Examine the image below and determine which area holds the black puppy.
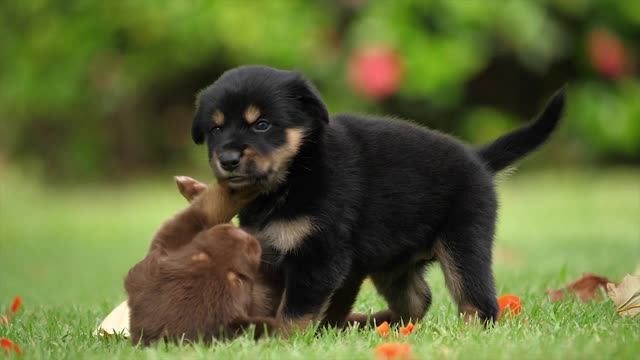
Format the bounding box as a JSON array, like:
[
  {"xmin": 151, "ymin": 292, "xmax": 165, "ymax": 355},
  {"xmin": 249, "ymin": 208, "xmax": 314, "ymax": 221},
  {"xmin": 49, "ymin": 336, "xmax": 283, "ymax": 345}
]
[{"xmin": 191, "ymin": 65, "xmax": 564, "ymax": 328}]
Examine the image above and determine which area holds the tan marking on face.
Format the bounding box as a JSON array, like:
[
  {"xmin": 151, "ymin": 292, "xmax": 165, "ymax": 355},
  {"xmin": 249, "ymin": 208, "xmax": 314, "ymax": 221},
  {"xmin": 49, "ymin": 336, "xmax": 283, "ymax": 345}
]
[
  {"xmin": 191, "ymin": 252, "xmax": 209, "ymax": 262},
  {"xmin": 212, "ymin": 110, "xmax": 225, "ymax": 127},
  {"xmin": 258, "ymin": 216, "xmax": 317, "ymax": 253},
  {"xmin": 246, "ymin": 128, "xmax": 305, "ymax": 185},
  {"xmin": 244, "ymin": 104, "xmax": 261, "ymax": 124},
  {"xmin": 243, "ymin": 146, "xmax": 257, "ymax": 157}
]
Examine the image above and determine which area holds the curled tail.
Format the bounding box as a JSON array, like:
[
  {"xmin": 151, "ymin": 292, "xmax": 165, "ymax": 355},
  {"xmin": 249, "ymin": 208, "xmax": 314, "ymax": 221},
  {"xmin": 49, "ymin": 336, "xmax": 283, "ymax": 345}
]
[{"xmin": 476, "ymin": 87, "xmax": 566, "ymax": 173}]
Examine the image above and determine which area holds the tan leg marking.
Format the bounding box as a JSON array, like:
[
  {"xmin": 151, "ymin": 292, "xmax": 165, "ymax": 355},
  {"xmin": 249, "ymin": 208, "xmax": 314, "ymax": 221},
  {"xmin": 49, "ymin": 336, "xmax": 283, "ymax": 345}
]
[{"xmin": 434, "ymin": 240, "xmax": 464, "ymax": 305}]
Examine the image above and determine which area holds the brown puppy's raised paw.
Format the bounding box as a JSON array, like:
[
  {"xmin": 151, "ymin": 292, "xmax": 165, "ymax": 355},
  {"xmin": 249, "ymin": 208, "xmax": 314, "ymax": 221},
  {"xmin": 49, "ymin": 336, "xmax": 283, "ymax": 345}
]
[{"xmin": 175, "ymin": 176, "xmax": 208, "ymax": 202}]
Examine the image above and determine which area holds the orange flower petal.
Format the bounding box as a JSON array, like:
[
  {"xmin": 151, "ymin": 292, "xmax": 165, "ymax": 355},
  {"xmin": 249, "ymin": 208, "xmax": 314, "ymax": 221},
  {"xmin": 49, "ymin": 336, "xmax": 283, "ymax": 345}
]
[
  {"xmin": 374, "ymin": 342, "xmax": 412, "ymax": 360},
  {"xmin": 1, "ymin": 338, "xmax": 22, "ymax": 356},
  {"xmin": 399, "ymin": 322, "xmax": 415, "ymax": 336},
  {"xmin": 11, "ymin": 297, "xmax": 22, "ymax": 314},
  {"xmin": 498, "ymin": 294, "xmax": 522, "ymax": 320},
  {"xmin": 375, "ymin": 321, "xmax": 391, "ymax": 337},
  {"xmin": 13, "ymin": 343, "xmax": 22, "ymax": 356}
]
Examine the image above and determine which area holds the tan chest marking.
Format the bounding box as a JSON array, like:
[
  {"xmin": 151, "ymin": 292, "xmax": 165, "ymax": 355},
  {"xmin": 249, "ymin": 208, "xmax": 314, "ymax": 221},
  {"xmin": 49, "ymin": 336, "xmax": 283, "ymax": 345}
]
[{"xmin": 257, "ymin": 216, "xmax": 317, "ymax": 254}]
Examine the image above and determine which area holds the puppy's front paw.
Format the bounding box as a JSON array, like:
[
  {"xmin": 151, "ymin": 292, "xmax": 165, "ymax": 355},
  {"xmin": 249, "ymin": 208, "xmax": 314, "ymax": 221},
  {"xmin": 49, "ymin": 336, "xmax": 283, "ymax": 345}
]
[{"xmin": 175, "ymin": 176, "xmax": 208, "ymax": 202}]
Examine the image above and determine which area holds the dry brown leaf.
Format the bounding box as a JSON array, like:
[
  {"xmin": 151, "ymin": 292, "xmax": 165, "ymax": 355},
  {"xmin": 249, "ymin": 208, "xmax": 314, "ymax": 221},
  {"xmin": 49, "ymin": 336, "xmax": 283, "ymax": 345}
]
[
  {"xmin": 0, "ymin": 314, "xmax": 9, "ymax": 327},
  {"xmin": 607, "ymin": 274, "xmax": 640, "ymax": 318},
  {"xmin": 546, "ymin": 273, "xmax": 610, "ymax": 302}
]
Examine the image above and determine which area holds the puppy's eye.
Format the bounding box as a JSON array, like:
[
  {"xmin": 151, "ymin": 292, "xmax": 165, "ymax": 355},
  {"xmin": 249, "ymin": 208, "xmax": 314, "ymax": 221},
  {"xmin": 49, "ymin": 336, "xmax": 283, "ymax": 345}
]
[
  {"xmin": 252, "ymin": 119, "xmax": 271, "ymax": 132},
  {"xmin": 210, "ymin": 126, "xmax": 222, "ymax": 135}
]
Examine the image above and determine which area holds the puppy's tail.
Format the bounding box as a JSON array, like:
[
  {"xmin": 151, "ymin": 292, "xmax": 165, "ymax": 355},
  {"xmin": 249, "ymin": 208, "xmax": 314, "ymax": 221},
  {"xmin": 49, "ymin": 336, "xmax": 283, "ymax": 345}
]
[{"xmin": 475, "ymin": 87, "xmax": 566, "ymax": 173}]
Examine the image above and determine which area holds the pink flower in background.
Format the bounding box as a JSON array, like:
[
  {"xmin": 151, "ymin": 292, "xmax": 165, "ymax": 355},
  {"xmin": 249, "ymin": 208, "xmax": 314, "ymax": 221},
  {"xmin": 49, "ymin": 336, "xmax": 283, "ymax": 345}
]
[
  {"xmin": 348, "ymin": 45, "xmax": 404, "ymax": 99},
  {"xmin": 588, "ymin": 28, "xmax": 629, "ymax": 79}
]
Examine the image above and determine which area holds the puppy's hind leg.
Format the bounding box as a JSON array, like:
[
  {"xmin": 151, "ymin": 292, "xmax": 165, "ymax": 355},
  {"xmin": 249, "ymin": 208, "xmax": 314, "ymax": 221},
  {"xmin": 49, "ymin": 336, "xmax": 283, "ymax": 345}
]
[
  {"xmin": 435, "ymin": 218, "xmax": 499, "ymax": 324},
  {"xmin": 349, "ymin": 262, "xmax": 432, "ymax": 327}
]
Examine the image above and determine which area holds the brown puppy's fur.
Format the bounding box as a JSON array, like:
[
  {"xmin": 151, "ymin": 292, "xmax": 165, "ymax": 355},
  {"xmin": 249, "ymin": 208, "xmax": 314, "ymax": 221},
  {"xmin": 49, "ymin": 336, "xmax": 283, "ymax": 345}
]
[
  {"xmin": 175, "ymin": 177, "xmax": 284, "ymax": 320},
  {"xmin": 125, "ymin": 181, "xmax": 280, "ymax": 346}
]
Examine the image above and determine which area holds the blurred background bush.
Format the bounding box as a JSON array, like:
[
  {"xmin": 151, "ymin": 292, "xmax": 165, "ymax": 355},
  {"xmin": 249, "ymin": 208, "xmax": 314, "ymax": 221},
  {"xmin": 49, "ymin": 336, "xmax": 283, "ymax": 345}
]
[{"xmin": 1, "ymin": 0, "xmax": 638, "ymax": 181}]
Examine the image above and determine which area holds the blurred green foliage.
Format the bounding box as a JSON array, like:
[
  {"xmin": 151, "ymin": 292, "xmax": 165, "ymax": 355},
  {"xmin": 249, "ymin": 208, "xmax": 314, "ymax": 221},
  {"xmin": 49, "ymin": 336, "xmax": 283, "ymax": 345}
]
[{"xmin": 0, "ymin": 0, "xmax": 638, "ymax": 180}]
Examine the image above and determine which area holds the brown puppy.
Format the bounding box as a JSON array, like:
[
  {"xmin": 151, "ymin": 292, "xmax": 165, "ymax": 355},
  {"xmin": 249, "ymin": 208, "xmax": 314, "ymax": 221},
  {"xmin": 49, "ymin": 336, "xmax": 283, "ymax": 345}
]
[
  {"xmin": 125, "ymin": 181, "xmax": 280, "ymax": 345},
  {"xmin": 175, "ymin": 176, "xmax": 284, "ymax": 319}
]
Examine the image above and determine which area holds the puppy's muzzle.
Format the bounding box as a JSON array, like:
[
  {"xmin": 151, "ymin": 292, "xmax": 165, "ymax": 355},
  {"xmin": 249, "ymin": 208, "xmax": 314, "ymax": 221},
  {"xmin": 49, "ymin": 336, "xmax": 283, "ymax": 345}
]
[{"xmin": 218, "ymin": 150, "xmax": 243, "ymax": 171}]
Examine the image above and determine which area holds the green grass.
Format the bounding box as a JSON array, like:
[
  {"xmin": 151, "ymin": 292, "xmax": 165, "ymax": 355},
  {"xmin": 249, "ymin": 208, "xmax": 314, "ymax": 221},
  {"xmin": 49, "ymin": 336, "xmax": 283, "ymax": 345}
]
[{"xmin": 1, "ymin": 167, "xmax": 639, "ymax": 359}]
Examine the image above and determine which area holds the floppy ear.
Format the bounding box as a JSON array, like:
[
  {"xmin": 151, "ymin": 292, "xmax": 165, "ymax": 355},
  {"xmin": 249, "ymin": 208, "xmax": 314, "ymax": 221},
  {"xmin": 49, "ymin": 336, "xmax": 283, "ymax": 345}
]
[
  {"xmin": 289, "ymin": 73, "xmax": 329, "ymax": 124},
  {"xmin": 191, "ymin": 93, "xmax": 206, "ymax": 144}
]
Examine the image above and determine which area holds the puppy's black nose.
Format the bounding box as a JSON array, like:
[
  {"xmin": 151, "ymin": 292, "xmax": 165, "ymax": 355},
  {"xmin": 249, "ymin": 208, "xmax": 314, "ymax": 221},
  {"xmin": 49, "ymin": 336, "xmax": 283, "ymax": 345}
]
[{"xmin": 218, "ymin": 150, "xmax": 242, "ymax": 171}]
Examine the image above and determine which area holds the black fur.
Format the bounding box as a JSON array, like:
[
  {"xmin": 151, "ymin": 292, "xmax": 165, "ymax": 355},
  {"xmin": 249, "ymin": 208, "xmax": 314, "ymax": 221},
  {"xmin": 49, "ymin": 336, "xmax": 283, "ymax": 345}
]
[{"xmin": 192, "ymin": 65, "xmax": 565, "ymax": 326}]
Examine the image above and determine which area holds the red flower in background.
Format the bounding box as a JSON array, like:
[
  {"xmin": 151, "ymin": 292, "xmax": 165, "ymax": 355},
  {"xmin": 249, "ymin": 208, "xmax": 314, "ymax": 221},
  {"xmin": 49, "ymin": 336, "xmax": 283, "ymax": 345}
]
[
  {"xmin": 348, "ymin": 45, "xmax": 404, "ymax": 100},
  {"xmin": 588, "ymin": 28, "xmax": 629, "ymax": 79}
]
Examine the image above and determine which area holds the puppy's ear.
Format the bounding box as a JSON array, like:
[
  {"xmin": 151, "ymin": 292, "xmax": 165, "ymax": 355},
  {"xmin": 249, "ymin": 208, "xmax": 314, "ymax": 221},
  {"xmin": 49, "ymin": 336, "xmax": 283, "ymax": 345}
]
[
  {"xmin": 289, "ymin": 73, "xmax": 329, "ymax": 124},
  {"xmin": 191, "ymin": 92, "xmax": 206, "ymax": 144}
]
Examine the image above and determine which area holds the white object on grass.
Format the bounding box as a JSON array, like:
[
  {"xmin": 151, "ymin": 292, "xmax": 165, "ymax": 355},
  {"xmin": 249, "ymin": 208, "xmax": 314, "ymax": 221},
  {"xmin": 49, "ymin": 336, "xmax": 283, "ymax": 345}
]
[{"xmin": 96, "ymin": 300, "xmax": 130, "ymax": 337}]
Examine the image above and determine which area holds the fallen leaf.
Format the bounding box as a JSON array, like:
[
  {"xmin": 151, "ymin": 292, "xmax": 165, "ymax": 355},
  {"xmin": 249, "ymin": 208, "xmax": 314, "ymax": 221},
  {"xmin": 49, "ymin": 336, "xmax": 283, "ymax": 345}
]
[
  {"xmin": 546, "ymin": 273, "xmax": 610, "ymax": 302},
  {"xmin": 399, "ymin": 322, "xmax": 414, "ymax": 336},
  {"xmin": 607, "ymin": 274, "xmax": 640, "ymax": 317},
  {"xmin": 498, "ymin": 294, "xmax": 522, "ymax": 320},
  {"xmin": 375, "ymin": 321, "xmax": 391, "ymax": 338},
  {"xmin": 374, "ymin": 342, "xmax": 412, "ymax": 360},
  {"xmin": 1, "ymin": 338, "xmax": 22, "ymax": 356},
  {"xmin": 0, "ymin": 314, "xmax": 9, "ymax": 327}
]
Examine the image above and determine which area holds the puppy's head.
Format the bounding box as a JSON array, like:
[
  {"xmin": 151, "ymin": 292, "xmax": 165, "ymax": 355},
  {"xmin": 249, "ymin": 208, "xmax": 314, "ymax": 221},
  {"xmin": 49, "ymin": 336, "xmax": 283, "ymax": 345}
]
[
  {"xmin": 193, "ymin": 224, "xmax": 262, "ymax": 294},
  {"xmin": 191, "ymin": 66, "xmax": 329, "ymax": 190}
]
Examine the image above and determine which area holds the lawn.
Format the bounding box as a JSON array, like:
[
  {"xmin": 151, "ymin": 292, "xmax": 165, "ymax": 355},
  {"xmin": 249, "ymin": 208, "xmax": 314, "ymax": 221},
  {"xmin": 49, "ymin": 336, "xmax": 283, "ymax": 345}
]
[{"xmin": 1, "ymin": 167, "xmax": 639, "ymax": 359}]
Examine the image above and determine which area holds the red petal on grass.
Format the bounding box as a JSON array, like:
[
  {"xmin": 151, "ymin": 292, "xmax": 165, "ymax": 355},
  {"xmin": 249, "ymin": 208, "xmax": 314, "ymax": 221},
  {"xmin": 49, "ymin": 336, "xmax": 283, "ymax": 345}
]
[
  {"xmin": 498, "ymin": 294, "xmax": 522, "ymax": 321},
  {"xmin": 13, "ymin": 343, "xmax": 22, "ymax": 356},
  {"xmin": 546, "ymin": 273, "xmax": 610, "ymax": 302},
  {"xmin": 375, "ymin": 321, "xmax": 391, "ymax": 337},
  {"xmin": 374, "ymin": 342, "xmax": 412, "ymax": 360},
  {"xmin": 1, "ymin": 338, "xmax": 22, "ymax": 356},
  {"xmin": 399, "ymin": 322, "xmax": 414, "ymax": 336},
  {"xmin": 11, "ymin": 296, "xmax": 22, "ymax": 314}
]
